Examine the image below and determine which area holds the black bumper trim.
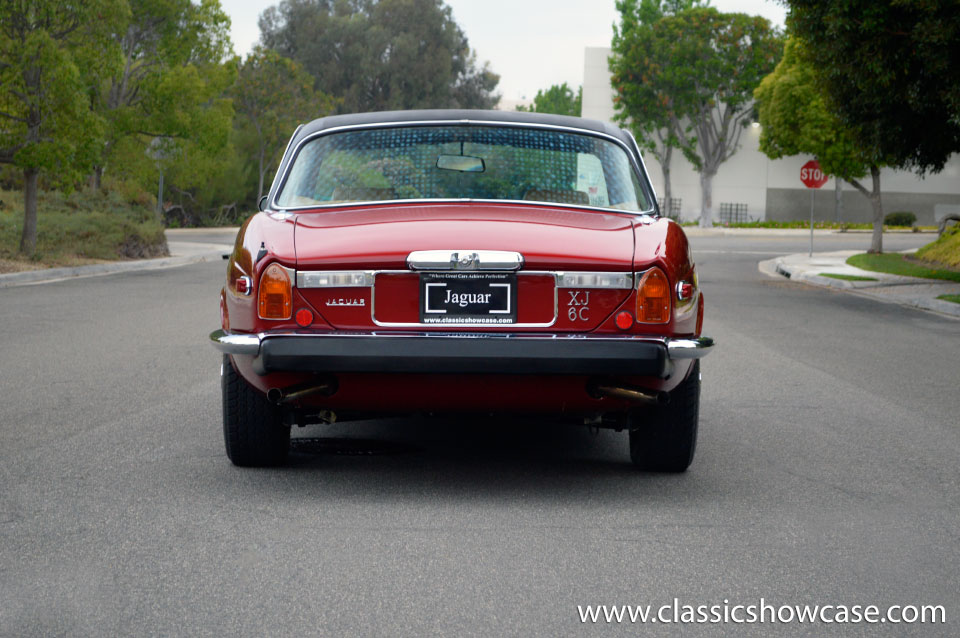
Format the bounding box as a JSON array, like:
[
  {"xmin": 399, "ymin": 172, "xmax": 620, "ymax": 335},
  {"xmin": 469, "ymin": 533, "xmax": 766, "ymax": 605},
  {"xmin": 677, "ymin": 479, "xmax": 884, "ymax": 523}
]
[{"xmin": 252, "ymin": 334, "xmax": 668, "ymax": 377}]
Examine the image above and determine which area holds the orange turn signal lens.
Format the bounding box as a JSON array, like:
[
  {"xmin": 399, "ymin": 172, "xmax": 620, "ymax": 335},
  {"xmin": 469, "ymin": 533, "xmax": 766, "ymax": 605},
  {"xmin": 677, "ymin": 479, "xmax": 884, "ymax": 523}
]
[
  {"xmin": 636, "ymin": 267, "xmax": 671, "ymax": 324},
  {"xmin": 258, "ymin": 263, "xmax": 292, "ymax": 320}
]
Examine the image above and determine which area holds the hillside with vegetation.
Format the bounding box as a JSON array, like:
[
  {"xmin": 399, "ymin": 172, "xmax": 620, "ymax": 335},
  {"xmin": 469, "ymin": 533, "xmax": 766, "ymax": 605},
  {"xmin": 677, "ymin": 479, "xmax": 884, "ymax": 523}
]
[
  {"xmin": 915, "ymin": 226, "xmax": 960, "ymax": 269},
  {"xmin": 0, "ymin": 184, "xmax": 166, "ymax": 272}
]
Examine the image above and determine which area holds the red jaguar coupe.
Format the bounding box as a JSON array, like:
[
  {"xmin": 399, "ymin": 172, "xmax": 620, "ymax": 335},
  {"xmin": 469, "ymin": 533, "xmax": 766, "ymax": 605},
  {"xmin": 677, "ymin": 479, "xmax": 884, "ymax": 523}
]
[{"xmin": 211, "ymin": 110, "xmax": 714, "ymax": 470}]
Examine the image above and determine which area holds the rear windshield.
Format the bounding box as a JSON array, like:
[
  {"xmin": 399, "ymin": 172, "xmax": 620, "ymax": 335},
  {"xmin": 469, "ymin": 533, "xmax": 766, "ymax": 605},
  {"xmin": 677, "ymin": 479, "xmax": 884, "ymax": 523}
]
[{"xmin": 275, "ymin": 125, "xmax": 652, "ymax": 212}]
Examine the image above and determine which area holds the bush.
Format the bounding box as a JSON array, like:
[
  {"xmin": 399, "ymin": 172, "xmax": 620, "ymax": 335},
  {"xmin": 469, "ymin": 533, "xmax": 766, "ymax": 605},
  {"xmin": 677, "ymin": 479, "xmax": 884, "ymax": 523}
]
[
  {"xmin": 0, "ymin": 188, "xmax": 168, "ymax": 264},
  {"xmin": 884, "ymin": 211, "xmax": 916, "ymax": 227},
  {"xmin": 105, "ymin": 175, "xmax": 155, "ymax": 208},
  {"xmin": 915, "ymin": 224, "xmax": 960, "ymax": 268}
]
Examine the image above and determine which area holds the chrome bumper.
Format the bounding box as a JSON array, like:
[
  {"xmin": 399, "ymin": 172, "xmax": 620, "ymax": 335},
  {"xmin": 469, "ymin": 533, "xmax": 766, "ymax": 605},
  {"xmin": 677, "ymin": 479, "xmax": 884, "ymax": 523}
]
[{"xmin": 210, "ymin": 329, "xmax": 714, "ymax": 376}]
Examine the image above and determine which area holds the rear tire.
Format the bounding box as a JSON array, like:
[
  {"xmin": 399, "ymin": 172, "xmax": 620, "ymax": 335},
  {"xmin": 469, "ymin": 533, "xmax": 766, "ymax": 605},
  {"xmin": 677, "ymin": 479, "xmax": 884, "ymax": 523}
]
[
  {"xmin": 628, "ymin": 360, "xmax": 700, "ymax": 472},
  {"xmin": 221, "ymin": 355, "xmax": 290, "ymax": 467}
]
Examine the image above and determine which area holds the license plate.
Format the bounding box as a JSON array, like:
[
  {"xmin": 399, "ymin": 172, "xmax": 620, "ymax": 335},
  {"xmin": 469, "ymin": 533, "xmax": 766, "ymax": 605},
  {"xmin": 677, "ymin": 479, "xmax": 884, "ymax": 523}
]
[{"xmin": 420, "ymin": 273, "xmax": 517, "ymax": 324}]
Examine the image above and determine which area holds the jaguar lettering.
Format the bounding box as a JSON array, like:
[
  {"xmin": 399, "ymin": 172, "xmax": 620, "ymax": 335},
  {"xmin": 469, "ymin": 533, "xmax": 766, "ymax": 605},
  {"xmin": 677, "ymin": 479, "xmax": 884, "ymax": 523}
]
[
  {"xmin": 445, "ymin": 290, "xmax": 492, "ymax": 307},
  {"xmin": 325, "ymin": 298, "xmax": 365, "ymax": 307}
]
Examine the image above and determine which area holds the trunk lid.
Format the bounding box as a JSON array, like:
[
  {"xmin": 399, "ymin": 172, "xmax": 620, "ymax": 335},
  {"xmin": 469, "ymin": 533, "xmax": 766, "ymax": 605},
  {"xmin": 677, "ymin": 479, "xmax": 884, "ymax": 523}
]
[
  {"xmin": 292, "ymin": 202, "xmax": 637, "ymax": 331},
  {"xmin": 292, "ymin": 202, "xmax": 635, "ymax": 270}
]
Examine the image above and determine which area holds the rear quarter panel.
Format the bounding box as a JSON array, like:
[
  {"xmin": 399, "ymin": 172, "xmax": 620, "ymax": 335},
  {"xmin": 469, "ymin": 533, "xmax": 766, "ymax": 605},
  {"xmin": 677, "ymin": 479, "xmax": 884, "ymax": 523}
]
[
  {"xmin": 633, "ymin": 218, "xmax": 700, "ymax": 337},
  {"xmin": 222, "ymin": 212, "xmax": 305, "ymax": 333}
]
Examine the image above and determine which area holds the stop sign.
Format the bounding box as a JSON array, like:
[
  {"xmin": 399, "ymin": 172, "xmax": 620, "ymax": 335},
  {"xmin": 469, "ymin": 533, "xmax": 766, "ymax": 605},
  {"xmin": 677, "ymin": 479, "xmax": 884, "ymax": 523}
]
[{"xmin": 800, "ymin": 159, "xmax": 828, "ymax": 189}]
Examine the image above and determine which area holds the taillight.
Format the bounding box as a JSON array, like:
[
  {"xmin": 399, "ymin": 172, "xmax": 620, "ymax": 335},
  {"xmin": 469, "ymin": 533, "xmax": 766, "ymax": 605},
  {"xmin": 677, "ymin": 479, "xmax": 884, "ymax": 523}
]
[
  {"xmin": 258, "ymin": 263, "xmax": 292, "ymax": 319},
  {"xmin": 295, "ymin": 308, "xmax": 313, "ymax": 327},
  {"xmin": 636, "ymin": 267, "xmax": 670, "ymax": 324}
]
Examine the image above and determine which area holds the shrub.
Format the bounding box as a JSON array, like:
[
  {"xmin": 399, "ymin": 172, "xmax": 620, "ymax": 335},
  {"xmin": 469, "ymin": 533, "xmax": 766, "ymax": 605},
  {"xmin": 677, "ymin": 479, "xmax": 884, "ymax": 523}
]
[
  {"xmin": 884, "ymin": 211, "xmax": 916, "ymax": 227},
  {"xmin": 0, "ymin": 187, "xmax": 168, "ymax": 263},
  {"xmin": 915, "ymin": 224, "xmax": 960, "ymax": 268}
]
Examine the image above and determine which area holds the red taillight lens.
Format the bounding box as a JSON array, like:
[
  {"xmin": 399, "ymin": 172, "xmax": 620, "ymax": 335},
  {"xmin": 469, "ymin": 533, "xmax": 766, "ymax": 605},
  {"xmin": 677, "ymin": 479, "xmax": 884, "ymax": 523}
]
[
  {"xmin": 295, "ymin": 308, "xmax": 313, "ymax": 327},
  {"xmin": 258, "ymin": 263, "xmax": 292, "ymax": 320},
  {"xmin": 615, "ymin": 311, "xmax": 634, "ymax": 330},
  {"xmin": 636, "ymin": 267, "xmax": 671, "ymax": 324}
]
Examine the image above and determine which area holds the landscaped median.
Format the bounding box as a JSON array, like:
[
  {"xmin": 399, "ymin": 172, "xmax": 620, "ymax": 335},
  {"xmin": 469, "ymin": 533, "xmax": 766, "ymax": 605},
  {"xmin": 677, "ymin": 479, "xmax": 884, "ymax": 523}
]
[
  {"xmin": 846, "ymin": 253, "xmax": 960, "ymax": 283},
  {"xmin": 0, "ymin": 188, "xmax": 168, "ymax": 274},
  {"xmin": 760, "ymin": 243, "xmax": 960, "ymax": 318},
  {"xmin": 843, "ymin": 227, "xmax": 960, "ymax": 307}
]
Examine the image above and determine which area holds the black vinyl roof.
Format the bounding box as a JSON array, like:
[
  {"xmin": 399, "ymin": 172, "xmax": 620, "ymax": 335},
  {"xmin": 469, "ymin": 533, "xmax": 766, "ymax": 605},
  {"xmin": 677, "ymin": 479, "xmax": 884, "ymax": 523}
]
[{"xmin": 293, "ymin": 109, "xmax": 636, "ymax": 148}]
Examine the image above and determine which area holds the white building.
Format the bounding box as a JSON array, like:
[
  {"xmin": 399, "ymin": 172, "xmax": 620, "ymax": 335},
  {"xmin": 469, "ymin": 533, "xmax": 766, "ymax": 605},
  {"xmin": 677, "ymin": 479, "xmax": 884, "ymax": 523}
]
[{"xmin": 583, "ymin": 47, "xmax": 960, "ymax": 225}]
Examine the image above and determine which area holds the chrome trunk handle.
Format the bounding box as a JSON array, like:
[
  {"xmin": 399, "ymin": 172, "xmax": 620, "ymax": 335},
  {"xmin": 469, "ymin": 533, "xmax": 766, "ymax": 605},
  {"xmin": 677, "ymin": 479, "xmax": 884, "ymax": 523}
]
[{"xmin": 406, "ymin": 250, "xmax": 524, "ymax": 271}]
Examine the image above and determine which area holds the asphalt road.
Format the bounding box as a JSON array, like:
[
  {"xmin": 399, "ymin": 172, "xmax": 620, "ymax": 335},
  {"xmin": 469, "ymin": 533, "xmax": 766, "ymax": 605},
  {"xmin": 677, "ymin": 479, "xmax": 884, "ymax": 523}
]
[{"xmin": 1, "ymin": 231, "xmax": 958, "ymax": 637}]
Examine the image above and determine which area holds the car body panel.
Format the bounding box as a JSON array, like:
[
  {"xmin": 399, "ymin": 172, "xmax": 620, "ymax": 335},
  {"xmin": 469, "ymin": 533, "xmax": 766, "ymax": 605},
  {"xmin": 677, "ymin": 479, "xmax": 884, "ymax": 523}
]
[
  {"xmin": 292, "ymin": 203, "xmax": 636, "ymax": 271},
  {"xmin": 215, "ymin": 109, "xmax": 712, "ymax": 424}
]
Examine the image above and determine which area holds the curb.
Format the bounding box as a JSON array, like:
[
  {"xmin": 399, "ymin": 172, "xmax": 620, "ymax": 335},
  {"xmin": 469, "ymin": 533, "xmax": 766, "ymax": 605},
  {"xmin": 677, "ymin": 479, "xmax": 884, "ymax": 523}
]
[
  {"xmin": 766, "ymin": 259, "xmax": 858, "ymax": 289},
  {"xmin": 0, "ymin": 250, "xmax": 225, "ymax": 288},
  {"xmin": 758, "ymin": 256, "xmax": 960, "ymax": 318}
]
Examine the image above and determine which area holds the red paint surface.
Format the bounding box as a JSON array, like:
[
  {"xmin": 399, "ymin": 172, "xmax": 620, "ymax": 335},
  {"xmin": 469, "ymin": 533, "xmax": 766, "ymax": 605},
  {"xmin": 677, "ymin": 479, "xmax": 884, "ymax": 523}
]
[
  {"xmin": 220, "ymin": 202, "xmax": 705, "ymax": 416},
  {"xmin": 229, "ymin": 361, "xmax": 695, "ymax": 414},
  {"xmin": 292, "ymin": 202, "xmax": 636, "ymax": 271}
]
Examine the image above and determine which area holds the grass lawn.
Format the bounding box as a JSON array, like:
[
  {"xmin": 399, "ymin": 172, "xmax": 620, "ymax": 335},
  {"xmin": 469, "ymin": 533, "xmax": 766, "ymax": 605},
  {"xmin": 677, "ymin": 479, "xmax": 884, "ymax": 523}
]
[
  {"xmin": 915, "ymin": 225, "xmax": 960, "ymax": 268},
  {"xmin": 846, "ymin": 253, "xmax": 960, "ymax": 283},
  {"xmin": 0, "ymin": 188, "xmax": 167, "ymax": 272},
  {"xmin": 937, "ymin": 294, "xmax": 960, "ymax": 305},
  {"xmin": 818, "ymin": 273, "xmax": 878, "ymax": 281}
]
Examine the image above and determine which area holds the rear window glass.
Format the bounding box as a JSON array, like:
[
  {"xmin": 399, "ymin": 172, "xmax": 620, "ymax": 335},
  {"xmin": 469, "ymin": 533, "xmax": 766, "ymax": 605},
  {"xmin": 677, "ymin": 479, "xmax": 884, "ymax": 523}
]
[{"xmin": 275, "ymin": 125, "xmax": 651, "ymax": 212}]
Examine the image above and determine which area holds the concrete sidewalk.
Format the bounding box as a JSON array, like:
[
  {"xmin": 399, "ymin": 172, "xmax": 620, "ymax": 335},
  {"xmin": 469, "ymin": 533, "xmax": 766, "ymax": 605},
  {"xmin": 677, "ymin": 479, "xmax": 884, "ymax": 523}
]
[
  {"xmin": 759, "ymin": 250, "xmax": 960, "ymax": 317},
  {"xmin": 0, "ymin": 235, "xmax": 232, "ymax": 288}
]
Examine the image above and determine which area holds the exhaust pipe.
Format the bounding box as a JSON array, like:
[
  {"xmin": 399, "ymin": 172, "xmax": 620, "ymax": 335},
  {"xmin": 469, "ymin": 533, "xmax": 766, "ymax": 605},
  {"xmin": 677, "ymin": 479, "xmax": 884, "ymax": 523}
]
[
  {"xmin": 267, "ymin": 378, "xmax": 337, "ymax": 405},
  {"xmin": 589, "ymin": 382, "xmax": 670, "ymax": 406}
]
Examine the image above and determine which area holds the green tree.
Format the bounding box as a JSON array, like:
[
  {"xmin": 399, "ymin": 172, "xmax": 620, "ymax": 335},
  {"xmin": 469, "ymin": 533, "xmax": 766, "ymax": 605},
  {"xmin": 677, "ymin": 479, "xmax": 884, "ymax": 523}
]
[
  {"xmin": 93, "ymin": 0, "xmax": 235, "ymax": 190},
  {"xmin": 0, "ymin": 0, "xmax": 124, "ymax": 255},
  {"xmin": 516, "ymin": 82, "xmax": 582, "ymax": 116},
  {"xmin": 754, "ymin": 38, "xmax": 891, "ymax": 253},
  {"xmin": 787, "ymin": 0, "xmax": 960, "ymax": 174},
  {"xmin": 258, "ymin": 0, "xmax": 500, "ymax": 113},
  {"xmin": 610, "ymin": 0, "xmax": 708, "ymax": 218},
  {"xmin": 631, "ymin": 8, "xmax": 781, "ymax": 227},
  {"xmin": 232, "ymin": 47, "xmax": 338, "ymax": 200}
]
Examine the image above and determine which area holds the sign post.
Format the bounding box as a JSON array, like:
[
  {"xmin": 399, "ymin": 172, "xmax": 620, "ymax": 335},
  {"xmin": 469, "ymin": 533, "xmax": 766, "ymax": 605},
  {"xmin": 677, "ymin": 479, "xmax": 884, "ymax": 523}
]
[
  {"xmin": 800, "ymin": 159, "xmax": 828, "ymax": 256},
  {"xmin": 146, "ymin": 138, "xmax": 177, "ymax": 222}
]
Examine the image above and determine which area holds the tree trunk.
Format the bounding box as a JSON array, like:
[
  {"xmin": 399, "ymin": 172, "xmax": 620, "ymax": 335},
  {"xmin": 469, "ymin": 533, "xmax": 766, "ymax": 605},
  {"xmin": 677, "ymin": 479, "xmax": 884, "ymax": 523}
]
[
  {"xmin": 19, "ymin": 168, "xmax": 39, "ymax": 256},
  {"xmin": 868, "ymin": 165, "xmax": 883, "ymax": 254},
  {"xmin": 698, "ymin": 170, "xmax": 715, "ymax": 228},
  {"xmin": 834, "ymin": 177, "xmax": 843, "ymax": 222},
  {"xmin": 846, "ymin": 166, "xmax": 884, "ymax": 254},
  {"xmin": 661, "ymin": 144, "xmax": 673, "ymax": 218}
]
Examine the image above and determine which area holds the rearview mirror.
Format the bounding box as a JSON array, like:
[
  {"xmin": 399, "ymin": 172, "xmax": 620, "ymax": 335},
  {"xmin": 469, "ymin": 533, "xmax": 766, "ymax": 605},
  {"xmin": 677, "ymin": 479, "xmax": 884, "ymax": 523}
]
[
  {"xmin": 437, "ymin": 154, "xmax": 485, "ymax": 173},
  {"xmin": 258, "ymin": 195, "xmax": 268, "ymax": 211}
]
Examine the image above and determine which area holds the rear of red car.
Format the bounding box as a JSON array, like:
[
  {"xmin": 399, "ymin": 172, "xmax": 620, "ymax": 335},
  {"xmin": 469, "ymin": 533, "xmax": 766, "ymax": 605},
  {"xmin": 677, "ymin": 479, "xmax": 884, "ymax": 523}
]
[{"xmin": 212, "ymin": 110, "xmax": 713, "ymax": 470}]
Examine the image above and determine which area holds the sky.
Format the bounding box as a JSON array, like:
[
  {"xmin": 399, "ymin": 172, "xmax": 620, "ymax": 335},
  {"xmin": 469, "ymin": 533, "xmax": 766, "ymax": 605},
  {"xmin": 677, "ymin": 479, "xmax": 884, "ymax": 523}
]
[{"xmin": 219, "ymin": 0, "xmax": 787, "ymax": 106}]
